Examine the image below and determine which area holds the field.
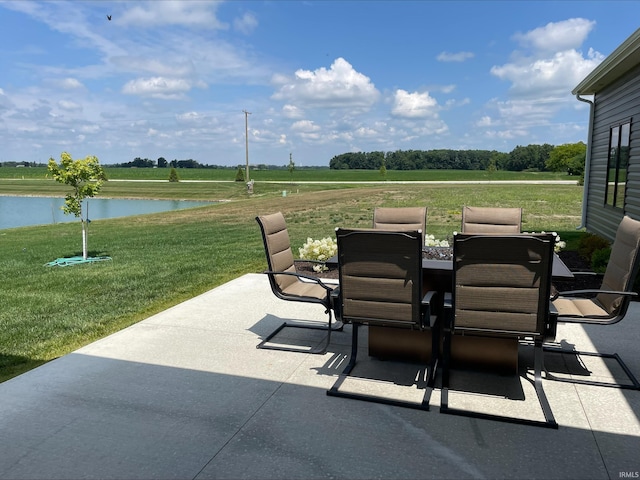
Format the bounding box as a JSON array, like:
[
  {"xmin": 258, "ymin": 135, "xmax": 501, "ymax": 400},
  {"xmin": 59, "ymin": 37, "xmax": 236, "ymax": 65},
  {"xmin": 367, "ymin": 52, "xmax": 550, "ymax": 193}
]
[{"xmin": 0, "ymin": 168, "xmax": 584, "ymax": 382}]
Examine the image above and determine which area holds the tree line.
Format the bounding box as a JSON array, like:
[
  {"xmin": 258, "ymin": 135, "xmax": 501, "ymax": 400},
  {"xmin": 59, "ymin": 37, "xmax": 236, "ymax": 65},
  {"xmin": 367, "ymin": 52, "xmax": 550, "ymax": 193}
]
[{"xmin": 329, "ymin": 143, "xmax": 586, "ymax": 173}]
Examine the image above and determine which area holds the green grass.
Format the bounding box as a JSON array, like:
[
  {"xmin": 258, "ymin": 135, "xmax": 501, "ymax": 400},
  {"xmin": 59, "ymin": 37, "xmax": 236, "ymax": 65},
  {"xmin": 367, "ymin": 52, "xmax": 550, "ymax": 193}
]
[
  {"xmin": 0, "ymin": 166, "xmax": 572, "ymax": 182},
  {"xmin": 0, "ymin": 176, "xmax": 586, "ymax": 382}
]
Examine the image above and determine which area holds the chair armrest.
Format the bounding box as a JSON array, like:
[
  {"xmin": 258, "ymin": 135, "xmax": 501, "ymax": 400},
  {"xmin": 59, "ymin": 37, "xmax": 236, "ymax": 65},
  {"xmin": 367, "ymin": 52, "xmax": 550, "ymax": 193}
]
[
  {"xmin": 421, "ymin": 290, "xmax": 439, "ymax": 328},
  {"xmin": 442, "ymin": 292, "xmax": 454, "ymax": 332},
  {"xmin": 262, "ymin": 270, "xmax": 335, "ymax": 293},
  {"xmin": 553, "ymin": 288, "xmax": 637, "ymax": 299},
  {"xmin": 443, "ymin": 292, "xmax": 452, "ymax": 310},
  {"xmin": 571, "ymin": 271, "xmax": 602, "ymax": 277},
  {"xmin": 294, "ymin": 259, "xmax": 329, "ymax": 265}
]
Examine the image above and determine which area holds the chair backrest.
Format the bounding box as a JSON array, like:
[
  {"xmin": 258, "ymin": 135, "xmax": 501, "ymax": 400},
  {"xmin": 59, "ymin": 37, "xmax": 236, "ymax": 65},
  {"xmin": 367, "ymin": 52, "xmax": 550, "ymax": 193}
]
[
  {"xmin": 256, "ymin": 212, "xmax": 297, "ymax": 293},
  {"xmin": 336, "ymin": 228, "xmax": 423, "ymax": 327},
  {"xmin": 597, "ymin": 215, "xmax": 640, "ymax": 315},
  {"xmin": 461, "ymin": 206, "xmax": 522, "ymax": 234},
  {"xmin": 452, "ymin": 233, "xmax": 554, "ymax": 337},
  {"xmin": 373, "ymin": 207, "xmax": 426, "ymax": 243}
]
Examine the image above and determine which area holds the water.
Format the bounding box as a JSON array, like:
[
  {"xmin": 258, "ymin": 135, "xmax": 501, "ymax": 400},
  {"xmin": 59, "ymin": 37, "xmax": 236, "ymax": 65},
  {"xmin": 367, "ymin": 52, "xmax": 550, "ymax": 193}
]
[{"xmin": 0, "ymin": 196, "xmax": 213, "ymax": 230}]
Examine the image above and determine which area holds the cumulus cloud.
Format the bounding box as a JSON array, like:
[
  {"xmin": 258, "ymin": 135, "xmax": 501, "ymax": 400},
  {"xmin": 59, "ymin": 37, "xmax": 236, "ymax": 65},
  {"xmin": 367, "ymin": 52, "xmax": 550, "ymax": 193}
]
[
  {"xmin": 491, "ymin": 19, "xmax": 604, "ymax": 99},
  {"xmin": 272, "ymin": 57, "xmax": 380, "ymax": 108},
  {"xmin": 437, "ymin": 51, "xmax": 474, "ymax": 62},
  {"xmin": 513, "ymin": 18, "xmax": 596, "ymax": 52},
  {"xmin": 391, "ymin": 89, "xmax": 439, "ymax": 118},
  {"xmin": 491, "ymin": 48, "xmax": 604, "ymax": 98}
]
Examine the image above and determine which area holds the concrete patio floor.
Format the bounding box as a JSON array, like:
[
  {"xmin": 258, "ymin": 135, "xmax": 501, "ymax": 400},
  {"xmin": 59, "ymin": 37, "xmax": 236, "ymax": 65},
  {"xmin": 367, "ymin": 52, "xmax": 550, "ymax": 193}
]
[{"xmin": 0, "ymin": 273, "xmax": 639, "ymax": 479}]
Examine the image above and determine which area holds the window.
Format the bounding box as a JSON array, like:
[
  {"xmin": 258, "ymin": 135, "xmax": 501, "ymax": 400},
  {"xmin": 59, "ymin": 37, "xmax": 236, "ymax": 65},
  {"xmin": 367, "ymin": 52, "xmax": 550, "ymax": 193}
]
[{"xmin": 605, "ymin": 121, "xmax": 631, "ymax": 209}]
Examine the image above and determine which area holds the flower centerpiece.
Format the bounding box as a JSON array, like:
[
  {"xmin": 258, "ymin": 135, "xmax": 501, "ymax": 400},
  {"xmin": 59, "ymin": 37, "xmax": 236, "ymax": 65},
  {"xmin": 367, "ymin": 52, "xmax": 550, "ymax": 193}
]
[
  {"xmin": 298, "ymin": 237, "xmax": 337, "ymax": 272},
  {"xmin": 523, "ymin": 231, "xmax": 566, "ymax": 252}
]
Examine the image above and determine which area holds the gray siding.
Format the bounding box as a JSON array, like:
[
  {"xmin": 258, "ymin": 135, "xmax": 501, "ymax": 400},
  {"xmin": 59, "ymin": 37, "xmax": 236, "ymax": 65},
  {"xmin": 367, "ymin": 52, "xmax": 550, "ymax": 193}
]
[{"xmin": 586, "ymin": 62, "xmax": 640, "ymax": 240}]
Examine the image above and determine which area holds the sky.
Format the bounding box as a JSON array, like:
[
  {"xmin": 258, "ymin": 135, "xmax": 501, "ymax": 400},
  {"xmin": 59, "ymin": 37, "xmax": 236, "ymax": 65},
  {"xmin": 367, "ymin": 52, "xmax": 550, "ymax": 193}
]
[{"xmin": 1, "ymin": 1, "xmax": 639, "ymax": 167}]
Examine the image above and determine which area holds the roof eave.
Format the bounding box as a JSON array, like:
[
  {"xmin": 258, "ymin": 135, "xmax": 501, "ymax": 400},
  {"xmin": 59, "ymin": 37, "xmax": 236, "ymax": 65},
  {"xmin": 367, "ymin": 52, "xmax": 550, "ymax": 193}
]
[{"xmin": 572, "ymin": 28, "xmax": 640, "ymax": 96}]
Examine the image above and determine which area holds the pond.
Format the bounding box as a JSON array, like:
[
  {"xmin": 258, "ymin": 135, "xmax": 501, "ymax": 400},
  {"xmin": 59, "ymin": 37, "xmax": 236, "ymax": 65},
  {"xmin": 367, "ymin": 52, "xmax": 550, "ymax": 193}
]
[{"xmin": 0, "ymin": 196, "xmax": 214, "ymax": 230}]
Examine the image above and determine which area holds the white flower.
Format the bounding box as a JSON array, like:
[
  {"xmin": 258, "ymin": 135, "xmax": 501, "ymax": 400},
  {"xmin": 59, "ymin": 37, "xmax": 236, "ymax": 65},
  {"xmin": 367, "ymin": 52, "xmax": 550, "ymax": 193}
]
[{"xmin": 299, "ymin": 236, "xmax": 337, "ymax": 262}]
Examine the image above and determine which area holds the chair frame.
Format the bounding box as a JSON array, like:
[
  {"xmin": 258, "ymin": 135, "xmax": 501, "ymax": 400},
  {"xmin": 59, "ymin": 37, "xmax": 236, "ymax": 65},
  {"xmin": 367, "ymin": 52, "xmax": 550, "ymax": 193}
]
[
  {"xmin": 441, "ymin": 233, "xmax": 558, "ymax": 429},
  {"xmin": 461, "ymin": 206, "xmax": 522, "ymax": 234},
  {"xmin": 326, "ymin": 228, "xmax": 440, "ymax": 410},
  {"xmin": 256, "ymin": 213, "xmax": 343, "ymax": 355},
  {"xmin": 544, "ymin": 216, "xmax": 640, "ymax": 390},
  {"xmin": 372, "ymin": 206, "xmax": 427, "ymax": 243}
]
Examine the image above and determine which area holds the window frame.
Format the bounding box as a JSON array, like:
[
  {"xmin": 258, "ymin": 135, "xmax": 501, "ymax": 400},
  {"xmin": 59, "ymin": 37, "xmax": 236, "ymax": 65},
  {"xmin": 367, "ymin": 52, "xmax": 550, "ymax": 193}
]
[{"xmin": 605, "ymin": 120, "xmax": 632, "ymax": 210}]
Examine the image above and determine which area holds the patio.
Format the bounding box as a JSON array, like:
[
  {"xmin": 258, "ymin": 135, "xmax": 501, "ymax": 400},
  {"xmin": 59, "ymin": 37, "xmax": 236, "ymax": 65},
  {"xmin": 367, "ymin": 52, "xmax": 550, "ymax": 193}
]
[{"xmin": 0, "ymin": 273, "xmax": 638, "ymax": 479}]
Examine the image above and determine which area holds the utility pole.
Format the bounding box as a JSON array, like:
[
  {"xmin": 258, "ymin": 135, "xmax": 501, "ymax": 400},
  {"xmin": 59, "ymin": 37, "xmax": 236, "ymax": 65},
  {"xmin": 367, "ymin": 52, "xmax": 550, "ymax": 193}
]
[{"xmin": 243, "ymin": 109, "xmax": 251, "ymax": 182}]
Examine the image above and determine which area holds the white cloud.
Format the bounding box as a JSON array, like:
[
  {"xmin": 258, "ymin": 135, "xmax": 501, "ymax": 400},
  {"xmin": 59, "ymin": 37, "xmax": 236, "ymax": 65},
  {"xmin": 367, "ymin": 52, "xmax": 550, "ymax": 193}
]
[
  {"xmin": 57, "ymin": 100, "xmax": 81, "ymax": 111},
  {"xmin": 491, "ymin": 47, "xmax": 604, "ymax": 98},
  {"xmin": 176, "ymin": 111, "xmax": 205, "ymax": 123},
  {"xmin": 282, "ymin": 104, "xmax": 304, "ymax": 119},
  {"xmin": 513, "ymin": 18, "xmax": 596, "ymax": 52},
  {"xmin": 234, "ymin": 12, "xmax": 258, "ymax": 34},
  {"xmin": 291, "ymin": 120, "xmax": 321, "ymax": 132},
  {"xmin": 437, "ymin": 51, "xmax": 474, "ymax": 62},
  {"xmin": 118, "ymin": 1, "xmax": 228, "ymax": 29},
  {"xmin": 122, "ymin": 77, "xmax": 194, "ymax": 99},
  {"xmin": 272, "ymin": 58, "xmax": 380, "ymax": 109},
  {"xmin": 391, "ymin": 89, "xmax": 439, "ymax": 118},
  {"xmin": 58, "ymin": 78, "xmax": 84, "ymax": 90},
  {"xmin": 476, "ymin": 116, "xmax": 494, "ymax": 127},
  {"xmin": 491, "ymin": 18, "xmax": 604, "ymax": 103}
]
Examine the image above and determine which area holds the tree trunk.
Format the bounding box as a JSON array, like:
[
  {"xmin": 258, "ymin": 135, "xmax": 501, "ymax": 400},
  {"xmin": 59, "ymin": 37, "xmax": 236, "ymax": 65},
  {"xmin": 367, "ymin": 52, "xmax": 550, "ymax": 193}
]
[{"xmin": 82, "ymin": 219, "xmax": 88, "ymax": 260}]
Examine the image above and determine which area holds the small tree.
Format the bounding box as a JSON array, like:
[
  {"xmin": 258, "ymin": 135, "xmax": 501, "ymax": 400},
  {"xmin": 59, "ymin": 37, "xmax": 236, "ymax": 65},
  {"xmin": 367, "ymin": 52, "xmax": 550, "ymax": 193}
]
[
  {"xmin": 235, "ymin": 166, "xmax": 245, "ymax": 182},
  {"xmin": 288, "ymin": 154, "xmax": 295, "ymax": 184},
  {"xmin": 48, "ymin": 152, "xmax": 106, "ymax": 260},
  {"xmin": 168, "ymin": 167, "xmax": 179, "ymax": 182}
]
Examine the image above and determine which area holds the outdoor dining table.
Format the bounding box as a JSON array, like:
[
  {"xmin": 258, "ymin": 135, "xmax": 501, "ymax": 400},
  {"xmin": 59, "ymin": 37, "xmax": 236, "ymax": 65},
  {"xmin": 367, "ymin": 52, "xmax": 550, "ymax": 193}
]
[{"xmin": 326, "ymin": 248, "xmax": 573, "ymax": 372}]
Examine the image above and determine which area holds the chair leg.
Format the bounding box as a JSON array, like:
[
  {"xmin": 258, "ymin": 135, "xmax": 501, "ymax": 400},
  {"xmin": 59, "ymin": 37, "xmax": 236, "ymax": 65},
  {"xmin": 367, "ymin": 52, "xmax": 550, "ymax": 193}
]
[
  {"xmin": 440, "ymin": 337, "xmax": 558, "ymax": 429},
  {"xmin": 327, "ymin": 324, "xmax": 432, "ymax": 411},
  {"xmin": 543, "ymin": 345, "xmax": 640, "ymax": 390},
  {"xmin": 257, "ymin": 308, "xmax": 343, "ymax": 355}
]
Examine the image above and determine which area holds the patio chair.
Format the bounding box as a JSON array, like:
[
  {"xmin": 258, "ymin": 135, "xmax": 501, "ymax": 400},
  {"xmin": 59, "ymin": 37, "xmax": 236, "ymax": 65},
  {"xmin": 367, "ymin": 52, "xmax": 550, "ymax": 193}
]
[
  {"xmin": 373, "ymin": 206, "xmax": 427, "ymax": 244},
  {"xmin": 441, "ymin": 233, "xmax": 558, "ymax": 428},
  {"xmin": 461, "ymin": 206, "xmax": 522, "ymax": 234},
  {"xmin": 255, "ymin": 212, "xmax": 342, "ymax": 354},
  {"xmin": 545, "ymin": 215, "xmax": 640, "ymax": 390},
  {"xmin": 327, "ymin": 228, "xmax": 440, "ymax": 410}
]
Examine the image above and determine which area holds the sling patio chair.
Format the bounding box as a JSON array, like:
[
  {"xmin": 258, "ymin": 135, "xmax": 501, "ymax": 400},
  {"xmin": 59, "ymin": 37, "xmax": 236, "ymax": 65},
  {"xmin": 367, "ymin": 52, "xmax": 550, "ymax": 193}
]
[
  {"xmin": 373, "ymin": 206, "xmax": 427, "ymax": 244},
  {"xmin": 255, "ymin": 212, "xmax": 342, "ymax": 354},
  {"xmin": 326, "ymin": 228, "xmax": 440, "ymax": 410},
  {"xmin": 545, "ymin": 215, "xmax": 640, "ymax": 390},
  {"xmin": 461, "ymin": 206, "xmax": 522, "ymax": 234},
  {"xmin": 441, "ymin": 233, "xmax": 558, "ymax": 428}
]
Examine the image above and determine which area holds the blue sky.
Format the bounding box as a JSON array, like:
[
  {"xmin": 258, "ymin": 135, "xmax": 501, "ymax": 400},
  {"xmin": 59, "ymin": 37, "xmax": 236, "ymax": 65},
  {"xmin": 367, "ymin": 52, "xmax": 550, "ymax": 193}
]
[{"xmin": 0, "ymin": 1, "xmax": 639, "ymax": 167}]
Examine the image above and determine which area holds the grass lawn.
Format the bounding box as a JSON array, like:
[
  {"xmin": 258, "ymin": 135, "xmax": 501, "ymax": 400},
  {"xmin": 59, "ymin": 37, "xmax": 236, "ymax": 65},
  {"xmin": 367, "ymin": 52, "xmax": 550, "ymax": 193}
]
[{"xmin": 0, "ymin": 172, "xmax": 586, "ymax": 382}]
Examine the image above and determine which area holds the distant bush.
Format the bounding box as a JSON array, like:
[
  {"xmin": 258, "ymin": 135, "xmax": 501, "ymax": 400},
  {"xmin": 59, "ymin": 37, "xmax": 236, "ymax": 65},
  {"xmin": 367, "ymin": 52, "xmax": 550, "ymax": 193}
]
[
  {"xmin": 168, "ymin": 168, "xmax": 179, "ymax": 182},
  {"xmin": 235, "ymin": 166, "xmax": 245, "ymax": 182},
  {"xmin": 578, "ymin": 233, "xmax": 610, "ymax": 262},
  {"xmin": 591, "ymin": 247, "xmax": 611, "ymax": 274}
]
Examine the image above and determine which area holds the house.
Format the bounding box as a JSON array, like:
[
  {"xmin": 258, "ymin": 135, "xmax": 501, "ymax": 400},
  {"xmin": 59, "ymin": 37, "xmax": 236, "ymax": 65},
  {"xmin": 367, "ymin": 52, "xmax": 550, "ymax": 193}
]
[{"xmin": 573, "ymin": 27, "xmax": 640, "ymax": 240}]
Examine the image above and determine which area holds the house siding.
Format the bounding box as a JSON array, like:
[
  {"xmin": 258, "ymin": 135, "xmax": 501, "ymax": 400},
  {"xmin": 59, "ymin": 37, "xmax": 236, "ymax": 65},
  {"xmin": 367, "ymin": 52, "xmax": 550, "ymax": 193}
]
[{"xmin": 586, "ymin": 62, "xmax": 640, "ymax": 241}]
